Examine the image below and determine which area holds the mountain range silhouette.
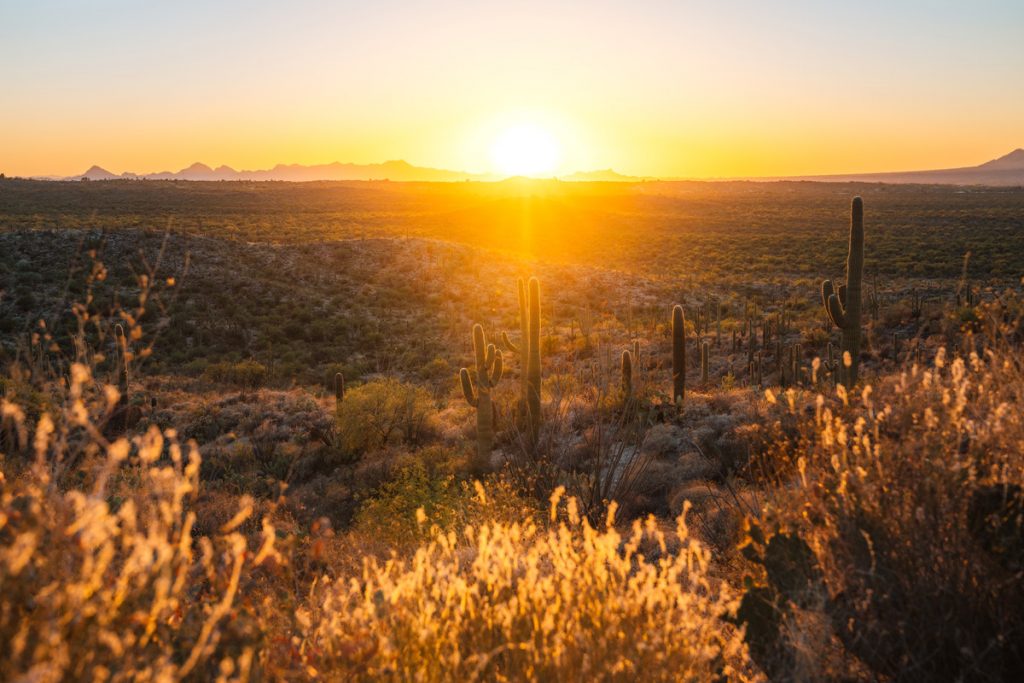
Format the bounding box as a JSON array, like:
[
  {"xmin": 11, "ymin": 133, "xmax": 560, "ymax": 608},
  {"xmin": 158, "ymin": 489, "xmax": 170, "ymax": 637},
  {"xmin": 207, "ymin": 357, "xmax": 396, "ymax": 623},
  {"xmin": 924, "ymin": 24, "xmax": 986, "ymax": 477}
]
[{"xmin": 62, "ymin": 149, "xmax": 1024, "ymax": 185}]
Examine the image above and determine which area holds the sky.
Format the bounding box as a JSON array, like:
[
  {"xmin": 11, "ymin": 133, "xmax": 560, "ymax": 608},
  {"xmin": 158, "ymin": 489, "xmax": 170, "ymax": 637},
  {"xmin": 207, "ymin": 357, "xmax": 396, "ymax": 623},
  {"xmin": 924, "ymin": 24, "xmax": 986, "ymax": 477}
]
[{"xmin": 1, "ymin": 0, "xmax": 1022, "ymax": 178}]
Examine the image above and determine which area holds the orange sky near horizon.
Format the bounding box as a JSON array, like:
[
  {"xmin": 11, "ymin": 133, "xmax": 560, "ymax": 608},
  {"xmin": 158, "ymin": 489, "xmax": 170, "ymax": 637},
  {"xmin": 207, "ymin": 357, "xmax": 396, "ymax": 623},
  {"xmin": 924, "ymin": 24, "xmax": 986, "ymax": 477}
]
[{"xmin": 1, "ymin": 1, "xmax": 1022, "ymax": 179}]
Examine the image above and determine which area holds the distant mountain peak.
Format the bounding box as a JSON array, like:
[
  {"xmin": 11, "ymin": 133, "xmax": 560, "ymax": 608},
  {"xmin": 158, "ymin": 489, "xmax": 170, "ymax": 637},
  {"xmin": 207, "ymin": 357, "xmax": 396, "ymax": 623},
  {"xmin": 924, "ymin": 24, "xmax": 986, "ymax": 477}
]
[
  {"xmin": 79, "ymin": 165, "xmax": 118, "ymax": 180},
  {"xmin": 184, "ymin": 162, "xmax": 214, "ymax": 173},
  {"xmin": 560, "ymin": 168, "xmax": 644, "ymax": 182},
  {"xmin": 978, "ymin": 148, "xmax": 1024, "ymax": 171}
]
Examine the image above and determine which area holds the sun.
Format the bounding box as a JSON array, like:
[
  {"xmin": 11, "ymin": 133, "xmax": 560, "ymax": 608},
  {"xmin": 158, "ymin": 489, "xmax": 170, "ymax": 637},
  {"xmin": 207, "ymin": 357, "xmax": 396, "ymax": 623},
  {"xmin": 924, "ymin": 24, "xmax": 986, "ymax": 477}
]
[{"xmin": 491, "ymin": 123, "xmax": 561, "ymax": 177}]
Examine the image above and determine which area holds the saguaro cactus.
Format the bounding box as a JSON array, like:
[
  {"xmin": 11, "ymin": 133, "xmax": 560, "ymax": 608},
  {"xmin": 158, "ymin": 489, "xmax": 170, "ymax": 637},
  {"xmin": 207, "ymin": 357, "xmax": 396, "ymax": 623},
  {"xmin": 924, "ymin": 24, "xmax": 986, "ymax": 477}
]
[
  {"xmin": 502, "ymin": 279, "xmax": 530, "ymax": 414},
  {"xmin": 460, "ymin": 324, "xmax": 503, "ymax": 473},
  {"xmin": 792, "ymin": 343, "xmax": 803, "ymax": 386},
  {"xmin": 334, "ymin": 372, "xmax": 345, "ymax": 412},
  {"xmin": 621, "ymin": 349, "xmax": 633, "ymax": 398},
  {"xmin": 115, "ymin": 324, "xmax": 129, "ymax": 407},
  {"xmin": 672, "ymin": 305, "xmax": 686, "ymax": 405},
  {"xmin": 715, "ymin": 301, "xmax": 722, "ymax": 346},
  {"xmin": 505, "ymin": 277, "xmax": 542, "ymax": 443},
  {"xmin": 621, "ymin": 340, "xmax": 641, "ymax": 401},
  {"xmin": 700, "ymin": 341, "xmax": 710, "ymax": 384},
  {"xmin": 750, "ymin": 351, "xmax": 763, "ymax": 387},
  {"xmin": 526, "ymin": 278, "xmax": 542, "ymax": 440},
  {"xmin": 821, "ymin": 197, "xmax": 865, "ymax": 388}
]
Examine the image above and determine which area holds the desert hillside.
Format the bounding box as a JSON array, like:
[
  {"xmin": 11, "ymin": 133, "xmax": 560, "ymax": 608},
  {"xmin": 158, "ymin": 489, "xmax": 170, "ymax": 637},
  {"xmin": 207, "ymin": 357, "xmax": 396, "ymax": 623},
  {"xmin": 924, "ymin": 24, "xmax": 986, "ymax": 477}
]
[{"xmin": 2, "ymin": 179, "xmax": 1023, "ymax": 680}]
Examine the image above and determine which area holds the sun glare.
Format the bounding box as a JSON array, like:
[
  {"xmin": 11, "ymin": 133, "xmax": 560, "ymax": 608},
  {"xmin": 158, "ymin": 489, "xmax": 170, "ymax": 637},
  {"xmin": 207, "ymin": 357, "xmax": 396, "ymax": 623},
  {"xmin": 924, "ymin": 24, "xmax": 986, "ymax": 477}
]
[{"xmin": 491, "ymin": 123, "xmax": 561, "ymax": 177}]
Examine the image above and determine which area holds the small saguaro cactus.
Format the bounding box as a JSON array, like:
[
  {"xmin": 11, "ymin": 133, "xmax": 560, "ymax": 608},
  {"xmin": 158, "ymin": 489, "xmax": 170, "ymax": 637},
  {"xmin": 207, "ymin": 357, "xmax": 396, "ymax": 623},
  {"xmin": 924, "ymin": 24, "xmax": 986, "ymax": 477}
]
[
  {"xmin": 793, "ymin": 343, "xmax": 803, "ymax": 386},
  {"xmin": 621, "ymin": 340, "xmax": 640, "ymax": 400},
  {"xmin": 621, "ymin": 349, "xmax": 633, "ymax": 399},
  {"xmin": 911, "ymin": 289, "xmax": 924, "ymax": 318},
  {"xmin": 115, "ymin": 324, "xmax": 129, "ymax": 406},
  {"xmin": 334, "ymin": 372, "xmax": 345, "ymax": 412},
  {"xmin": 821, "ymin": 196, "xmax": 865, "ymax": 388},
  {"xmin": 784, "ymin": 344, "xmax": 802, "ymax": 388},
  {"xmin": 750, "ymin": 351, "xmax": 763, "ymax": 387},
  {"xmin": 867, "ymin": 278, "xmax": 881, "ymax": 321},
  {"xmin": 672, "ymin": 305, "xmax": 686, "ymax": 405},
  {"xmin": 700, "ymin": 341, "xmax": 710, "ymax": 384},
  {"xmin": 747, "ymin": 320, "xmax": 756, "ymax": 366},
  {"xmin": 715, "ymin": 301, "xmax": 722, "ymax": 346},
  {"xmin": 460, "ymin": 324, "xmax": 503, "ymax": 473}
]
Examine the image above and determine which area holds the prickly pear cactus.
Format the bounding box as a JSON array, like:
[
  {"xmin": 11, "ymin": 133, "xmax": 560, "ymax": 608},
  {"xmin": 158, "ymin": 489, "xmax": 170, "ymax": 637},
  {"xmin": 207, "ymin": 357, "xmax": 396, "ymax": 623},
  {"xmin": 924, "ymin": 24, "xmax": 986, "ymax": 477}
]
[
  {"xmin": 737, "ymin": 519, "xmax": 825, "ymax": 679},
  {"xmin": 968, "ymin": 483, "xmax": 1024, "ymax": 571}
]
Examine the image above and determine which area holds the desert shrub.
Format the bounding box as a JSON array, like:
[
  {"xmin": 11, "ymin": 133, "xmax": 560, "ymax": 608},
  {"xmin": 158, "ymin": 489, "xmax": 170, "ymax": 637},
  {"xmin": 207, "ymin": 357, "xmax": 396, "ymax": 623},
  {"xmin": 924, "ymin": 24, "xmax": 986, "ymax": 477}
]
[
  {"xmin": 748, "ymin": 342, "xmax": 1024, "ymax": 680},
  {"xmin": 335, "ymin": 377, "xmax": 434, "ymax": 454},
  {"xmin": 0, "ymin": 364, "xmax": 279, "ymax": 681},
  {"xmin": 321, "ymin": 361, "xmax": 363, "ymax": 392},
  {"xmin": 417, "ymin": 356, "xmax": 453, "ymax": 394},
  {"xmin": 298, "ymin": 490, "xmax": 753, "ymax": 681},
  {"xmin": 353, "ymin": 455, "xmax": 535, "ymax": 550},
  {"xmin": 203, "ymin": 359, "xmax": 268, "ymax": 388}
]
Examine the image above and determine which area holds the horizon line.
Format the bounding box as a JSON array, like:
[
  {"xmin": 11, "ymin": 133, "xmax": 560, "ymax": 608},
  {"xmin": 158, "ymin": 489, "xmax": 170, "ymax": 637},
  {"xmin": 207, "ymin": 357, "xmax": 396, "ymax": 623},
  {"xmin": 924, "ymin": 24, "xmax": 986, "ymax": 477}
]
[{"xmin": 9, "ymin": 147, "xmax": 1023, "ymax": 184}]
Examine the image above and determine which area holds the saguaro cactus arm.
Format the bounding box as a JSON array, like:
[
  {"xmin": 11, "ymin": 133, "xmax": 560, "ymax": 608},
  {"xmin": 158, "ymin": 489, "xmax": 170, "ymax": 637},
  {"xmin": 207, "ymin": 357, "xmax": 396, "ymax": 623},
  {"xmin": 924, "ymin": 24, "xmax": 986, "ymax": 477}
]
[
  {"xmin": 468, "ymin": 323, "xmax": 502, "ymax": 390},
  {"xmin": 821, "ymin": 280, "xmax": 835, "ymax": 312},
  {"xmin": 500, "ymin": 331, "xmax": 519, "ymax": 354},
  {"xmin": 826, "ymin": 293, "xmax": 847, "ymax": 328},
  {"xmin": 460, "ymin": 368, "xmax": 478, "ymax": 407},
  {"xmin": 502, "ymin": 278, "xmax": 528, "ymax": 353},
  {"xmin": 488, "ymin": 349, "xmax": 503, "ymax": 386}
]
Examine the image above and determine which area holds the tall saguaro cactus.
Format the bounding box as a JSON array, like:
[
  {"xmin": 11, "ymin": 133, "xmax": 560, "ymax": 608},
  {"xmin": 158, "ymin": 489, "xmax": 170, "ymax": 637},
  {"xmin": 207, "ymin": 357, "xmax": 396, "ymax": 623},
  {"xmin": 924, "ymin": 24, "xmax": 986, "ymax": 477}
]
[
  {"xmin": 821, "ymin": 197, "xmax": 865, "ymax": 388},
  {"xmin": 526, "ymin": 278, "xmax": 542, "ymax": 441},
  {"xmin": 460, "ymin": 324, "xmax": 503, "ymax": 473},
  {"xmin": 501, "ymin": 279, "xmax": 530, "ymax": 414},
  {"xmin": 502, "ymin": 277, "xmax": 542, "ymax": 444},
  {"xmin": 672, "ymin": 305, "xmax": 686, "ymax": 405}
]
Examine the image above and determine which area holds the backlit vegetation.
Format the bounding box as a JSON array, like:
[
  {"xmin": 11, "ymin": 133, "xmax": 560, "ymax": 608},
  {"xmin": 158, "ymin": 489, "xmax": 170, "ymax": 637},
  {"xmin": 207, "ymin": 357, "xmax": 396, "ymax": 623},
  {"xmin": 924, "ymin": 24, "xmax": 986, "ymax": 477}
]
[{"xmin": 2, "ymin": 180, "xmax": 1024, "ymax": 680}]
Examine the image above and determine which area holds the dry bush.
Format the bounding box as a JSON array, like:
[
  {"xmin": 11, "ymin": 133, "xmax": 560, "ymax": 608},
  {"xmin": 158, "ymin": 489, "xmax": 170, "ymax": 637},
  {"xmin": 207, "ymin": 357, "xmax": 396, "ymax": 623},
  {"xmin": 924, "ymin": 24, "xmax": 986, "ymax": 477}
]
[
  {"xmin": 754, "ymin": 333, "xmax": 1024, "ymax": 680},
  {"xmin": 353, "ymin": 458, "xmax": 537, "ymax": 552},
  {"xmin": 0, "ymin": 363, "xmax": 279, "ymax": 682},
  {"xmin": 298, "ymin": 489, "xmax": 754, "ymax": 682},
  {"xmin": 335, "ymin": 378, "xmax": 436, "ymax": 455}
]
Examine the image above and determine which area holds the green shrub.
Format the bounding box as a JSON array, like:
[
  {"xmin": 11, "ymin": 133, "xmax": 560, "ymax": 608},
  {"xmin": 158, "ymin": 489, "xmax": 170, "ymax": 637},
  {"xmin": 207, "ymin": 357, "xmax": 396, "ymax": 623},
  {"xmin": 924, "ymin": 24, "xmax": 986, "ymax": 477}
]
[
  {"xmin": 203, "ymin": 359, "xmax": 268, "ymax": 388},
  {"xmin": 336, "ymin": 377, "xmax": 434, "ymax": 454},
  {"xmin": 353, "ymin": 455, "xmax": 533, "ymax": 550}
]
